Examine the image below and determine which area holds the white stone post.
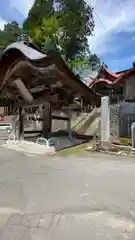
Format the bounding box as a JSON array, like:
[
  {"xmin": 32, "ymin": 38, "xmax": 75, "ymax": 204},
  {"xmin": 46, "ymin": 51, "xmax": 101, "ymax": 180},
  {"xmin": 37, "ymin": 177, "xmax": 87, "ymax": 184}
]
[{"xmin": 101, "ymin": 96, "xmax": 110, "ymax": 149}]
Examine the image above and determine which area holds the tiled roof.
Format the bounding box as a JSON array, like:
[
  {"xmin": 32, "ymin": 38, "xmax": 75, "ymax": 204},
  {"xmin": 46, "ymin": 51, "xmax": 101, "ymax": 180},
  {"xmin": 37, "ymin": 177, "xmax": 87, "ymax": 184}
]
[
  {"xmin": 89, "ymin": 65, "xmax": 135, "ymax": 91},
  {"xmin": 103, "ymin": 66, "xmax": 122, "ymax": 79}
]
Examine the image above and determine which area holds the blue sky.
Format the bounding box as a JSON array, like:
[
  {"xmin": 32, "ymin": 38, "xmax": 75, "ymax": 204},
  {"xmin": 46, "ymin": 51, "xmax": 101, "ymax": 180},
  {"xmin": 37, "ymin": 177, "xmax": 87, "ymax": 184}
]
[
  {"xmin": 0, "ymin": 0, "xmax": 135, "ymax": 72},
  {"xmin": 88, "ymin": 0, "xmax": 135, "ymax": 71}
]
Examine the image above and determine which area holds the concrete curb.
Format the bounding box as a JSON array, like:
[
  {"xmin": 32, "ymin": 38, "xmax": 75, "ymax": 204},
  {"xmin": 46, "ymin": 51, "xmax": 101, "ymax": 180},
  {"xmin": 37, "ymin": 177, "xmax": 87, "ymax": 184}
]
[{"xmin": 2, "ymin": 140, "xmax": 55, "ymax": 156}]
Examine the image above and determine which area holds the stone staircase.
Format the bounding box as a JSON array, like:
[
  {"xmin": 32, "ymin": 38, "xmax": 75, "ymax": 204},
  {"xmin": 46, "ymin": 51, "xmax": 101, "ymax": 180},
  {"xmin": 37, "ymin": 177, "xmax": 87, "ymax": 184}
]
[
  {"xmin": 71, "ymin": 113, "xmax": 90, "ymax": 131},
  {"xmin": 73, "ymin": 108, "xmax": 101, "ymax": 136},
  {"xmin": 52, "ymin": 112, "xmax": 90, "ymax": 133}
]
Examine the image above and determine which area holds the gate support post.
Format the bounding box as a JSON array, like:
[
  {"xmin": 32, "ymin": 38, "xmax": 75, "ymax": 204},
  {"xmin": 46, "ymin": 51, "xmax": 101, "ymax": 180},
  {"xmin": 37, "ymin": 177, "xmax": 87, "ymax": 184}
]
[
  {"xmin": 42, "ymin": 102, "xmax": 52, "ymax": 139},
  {"xmin": 18, "ymin": 107, "xmax": 25, "ymax": 140},
  {"xmin": 67, "ymin": 107, "xmax": 72, "ymax": 140}
]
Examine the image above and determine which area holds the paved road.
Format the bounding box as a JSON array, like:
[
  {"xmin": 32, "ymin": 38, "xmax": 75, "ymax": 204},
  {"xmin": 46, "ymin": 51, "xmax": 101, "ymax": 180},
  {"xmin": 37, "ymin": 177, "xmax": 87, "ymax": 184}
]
[{"xmin": 0, "ymin": 148, "xmax": 135, "ymax": 239}]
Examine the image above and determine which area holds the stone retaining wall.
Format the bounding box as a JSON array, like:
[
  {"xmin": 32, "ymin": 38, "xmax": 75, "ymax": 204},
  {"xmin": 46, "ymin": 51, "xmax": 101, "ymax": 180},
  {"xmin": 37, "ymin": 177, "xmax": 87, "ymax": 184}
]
[{"xmin": 109, "ymin": 103, "xmax": 120, "ymax": 142}]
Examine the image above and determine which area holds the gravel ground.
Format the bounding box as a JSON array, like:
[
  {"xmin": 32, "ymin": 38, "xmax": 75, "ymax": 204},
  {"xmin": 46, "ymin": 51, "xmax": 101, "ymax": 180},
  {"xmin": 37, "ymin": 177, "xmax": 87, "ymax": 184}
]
[{"xmin": 0, "ymin": 148, "xmax": 135, "ymax": 239}]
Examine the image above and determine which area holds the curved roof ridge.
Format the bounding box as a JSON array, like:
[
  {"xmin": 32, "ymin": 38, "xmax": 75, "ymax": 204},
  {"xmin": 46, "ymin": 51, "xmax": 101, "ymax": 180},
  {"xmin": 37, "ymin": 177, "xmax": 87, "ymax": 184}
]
[
  {"xmin": 89, "ymin": 78, "xmax": 112, "ymax": 88},
  {"xmin": 103, "ymin": 66, "xmax": 121, "ymax": 79}
]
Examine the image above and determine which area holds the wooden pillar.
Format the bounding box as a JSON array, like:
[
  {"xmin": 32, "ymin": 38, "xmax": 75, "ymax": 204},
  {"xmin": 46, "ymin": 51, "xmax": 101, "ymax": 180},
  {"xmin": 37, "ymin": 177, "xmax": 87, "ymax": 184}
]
[
  {"xmin": 18, "ymin": 108, "xmax": 24, "ymax": 140},
  {"xmin": 67, "ymin": 108, "xmax": 72, "ymax": 140},
  {"xmin": 42, "ymin": 102, "xmax": 52, "ymax": 139},
  {"xmin": 80, "ymin": 97, "xmax": 83, "ymax": 112}
]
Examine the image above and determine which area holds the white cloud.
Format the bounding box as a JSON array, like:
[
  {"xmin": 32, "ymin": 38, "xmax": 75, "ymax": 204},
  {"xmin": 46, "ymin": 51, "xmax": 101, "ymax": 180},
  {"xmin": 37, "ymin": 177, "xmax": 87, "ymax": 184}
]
[
  {"xmin": 0, "ymin": 18, "xmax": 7, "ymax": 30},
  {"xmin": 10, "ymin": 0, "xmax": 34, "ymax": 17},
  {"xmin": 87, "ymin": 0, "xmax": 135, "ymax": 55},
  {"xmin": 0, "ymin": 0, "xmax": 34, "ymax": 30},
  {"xmin": 1, "ymin": 0, "xmax": 134, "ymax": 64}
]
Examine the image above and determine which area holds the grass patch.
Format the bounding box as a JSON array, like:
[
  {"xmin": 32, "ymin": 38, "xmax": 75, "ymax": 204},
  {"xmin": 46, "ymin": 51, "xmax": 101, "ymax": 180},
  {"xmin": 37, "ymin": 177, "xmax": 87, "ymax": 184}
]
[
  {"xmin": 56, "ymin": 142, "xmax": 89, "ymax": 156},
  {"xmin": 120, "ymin": 138, "xmax": 131, "ymax": 145}
]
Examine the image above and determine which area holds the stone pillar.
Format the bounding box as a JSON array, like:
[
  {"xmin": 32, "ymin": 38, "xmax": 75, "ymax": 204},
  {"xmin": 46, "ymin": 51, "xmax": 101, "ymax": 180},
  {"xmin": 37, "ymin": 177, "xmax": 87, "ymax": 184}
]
[
  {"xmin": 18, "ymin": 108, "xmax": 25, "ymax": 140},
  {"xmin": 42, "ymin": 102, "xmax": 52, "ymax": 139},
  {"xmin": 101, "ymin": 96, "xmax": 110, "ymax": 149}
]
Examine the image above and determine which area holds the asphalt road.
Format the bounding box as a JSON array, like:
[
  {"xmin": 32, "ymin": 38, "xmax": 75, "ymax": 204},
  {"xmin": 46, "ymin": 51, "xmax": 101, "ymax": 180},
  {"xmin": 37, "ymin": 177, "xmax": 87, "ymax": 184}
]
[{"xmin": 0, "ymin": 148, "xmax": 135, "ymax": 239}]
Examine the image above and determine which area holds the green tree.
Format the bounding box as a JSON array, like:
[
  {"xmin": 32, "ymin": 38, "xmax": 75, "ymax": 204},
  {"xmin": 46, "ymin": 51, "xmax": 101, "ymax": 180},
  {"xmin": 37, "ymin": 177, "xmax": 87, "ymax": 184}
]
[
  {"xmin": 23, "ymin": 0, "xmax": 95, "ymax": 60},
  {"xmin": 23, "ymin": 0, "xmax": 54, "ymax": 41},
  {"xmin": 0, "ymin": 21, "xmax": 22, "ymax": 48},
  {"xmin": 31, "ymin": 15, "xmax": 60, "ymax": 52},
  {"xmin": 71, "ymin": 53, "xmax": 101, "ymax": 78},
  {"xmin": 56, "ymin": 0, "xmax": 94, "ymax": 61},
  {"xmin": 88, "ymin": 54, "xmax": 101, "ymax": 72}
]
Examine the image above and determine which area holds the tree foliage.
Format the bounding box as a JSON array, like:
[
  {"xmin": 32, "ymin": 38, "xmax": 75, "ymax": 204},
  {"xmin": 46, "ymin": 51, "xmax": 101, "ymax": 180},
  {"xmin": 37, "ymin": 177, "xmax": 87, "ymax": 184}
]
[
  {"xmin": 30, "ymin": 15, "xmax": 60, "ymax": 52},
  {"xmin": 23, "ymin": 0, "xmax": 54, "ymax": 41},
  {"xmin": 55, "ymin": 0, "xmax": 95, "ymax": 60},
  {"xmin": 88, "ymin": 54, "xmax": 101, "ymax": 72},
  {"xmin": 23, "ymin": 0, "xmax": 95, "ymax": 60},
  {"xmin": 0, "ymin": 21, "xmax": 22, "ymax": 48},
  {"xmin": 71, "ymin": 54, "xmax": 101, "ymax": 79}
]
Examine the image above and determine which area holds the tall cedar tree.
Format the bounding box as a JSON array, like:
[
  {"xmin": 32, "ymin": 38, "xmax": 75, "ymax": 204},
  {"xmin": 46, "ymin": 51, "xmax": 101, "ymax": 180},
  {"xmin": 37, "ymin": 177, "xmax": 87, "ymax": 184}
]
[
  {"xmin": 23, "ymin": 0, "xmax": 54, "ymax": 42},
  {"xmin": 56, "ymin": 0, "xmax": 94, "ymax": 60},
  {"xmin": 23, "ymin": 0, "xmax": 95, "ymax": 60}
]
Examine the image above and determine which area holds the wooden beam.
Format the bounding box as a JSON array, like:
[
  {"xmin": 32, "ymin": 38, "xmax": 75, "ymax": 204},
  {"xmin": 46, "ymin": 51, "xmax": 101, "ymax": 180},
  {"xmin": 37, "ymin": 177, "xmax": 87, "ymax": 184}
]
[
  {"xmin": 30, "ymin": 115, "xmax": 68, "ymax": 121},
  {"xmin": 13, "ymin": 78, "xmax": 33, "ymax": 103},
  {"xmin": 18, "ymin": 98, "xmax": 66, "ymax": 109},
  {"xmin": 24, "ymin": 130, "xmax": 42, "ymax": 134}
]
